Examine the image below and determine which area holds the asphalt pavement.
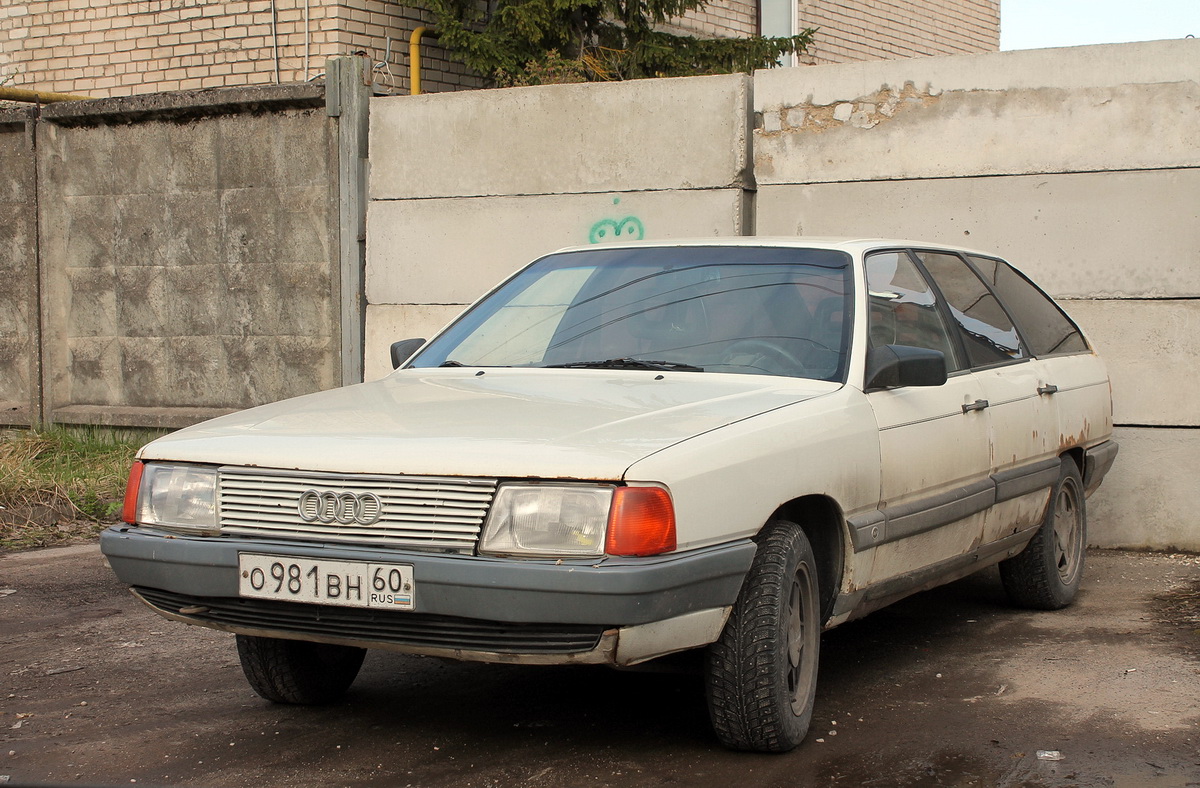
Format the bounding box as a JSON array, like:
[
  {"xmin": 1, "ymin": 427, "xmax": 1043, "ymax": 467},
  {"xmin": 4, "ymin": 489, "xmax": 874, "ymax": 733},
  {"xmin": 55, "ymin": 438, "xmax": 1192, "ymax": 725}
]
[{"xmin": 1, "ymin": 543, "xmax": 1197, "ymax": 788}]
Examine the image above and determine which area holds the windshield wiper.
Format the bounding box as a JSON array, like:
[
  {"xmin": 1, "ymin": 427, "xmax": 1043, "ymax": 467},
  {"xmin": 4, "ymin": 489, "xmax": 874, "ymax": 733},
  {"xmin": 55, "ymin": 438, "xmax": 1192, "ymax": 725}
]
[
  {"xmin": 543, "ymin": 357, "xmax": 704, "ymax": 372},
  {"xmin": 438, "ymin": 360, "xmax": 466, "ymax": 367}
]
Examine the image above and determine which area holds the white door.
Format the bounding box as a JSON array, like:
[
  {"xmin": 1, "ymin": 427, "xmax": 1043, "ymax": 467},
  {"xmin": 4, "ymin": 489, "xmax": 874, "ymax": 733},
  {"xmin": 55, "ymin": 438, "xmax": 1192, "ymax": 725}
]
[{"xmin": 863, "ymin": 251, "xmax": 992, "ymax": 582}]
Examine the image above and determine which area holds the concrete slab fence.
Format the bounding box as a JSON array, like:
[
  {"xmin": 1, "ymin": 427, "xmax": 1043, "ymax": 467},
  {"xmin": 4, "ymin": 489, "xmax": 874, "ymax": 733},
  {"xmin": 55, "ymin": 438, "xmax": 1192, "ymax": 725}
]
[{"xmin": 0, "ymin": 57, "xmax": 371, "ymax": 429}]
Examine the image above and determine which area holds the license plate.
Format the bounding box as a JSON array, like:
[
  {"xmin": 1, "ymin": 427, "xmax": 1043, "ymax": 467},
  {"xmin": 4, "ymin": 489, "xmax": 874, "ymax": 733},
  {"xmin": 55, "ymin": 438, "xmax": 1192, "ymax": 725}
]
[{"xmin": 238, "ymin": 554, "xmax": 414, "ymax": 610}]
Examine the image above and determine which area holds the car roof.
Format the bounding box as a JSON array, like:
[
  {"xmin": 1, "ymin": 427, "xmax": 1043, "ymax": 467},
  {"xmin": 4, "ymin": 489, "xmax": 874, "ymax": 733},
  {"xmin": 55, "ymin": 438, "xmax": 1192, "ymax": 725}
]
[{"xmin": 550, "ymin": 236, "xmax": 1001, "ymax": 259}]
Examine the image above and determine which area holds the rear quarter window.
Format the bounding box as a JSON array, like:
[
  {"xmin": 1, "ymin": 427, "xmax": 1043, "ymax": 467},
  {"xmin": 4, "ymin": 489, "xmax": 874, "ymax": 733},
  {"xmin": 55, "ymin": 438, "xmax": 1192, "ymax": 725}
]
[{"xmin": 966, "ymin": 255, "xmax": 1089, "ymax": 357}]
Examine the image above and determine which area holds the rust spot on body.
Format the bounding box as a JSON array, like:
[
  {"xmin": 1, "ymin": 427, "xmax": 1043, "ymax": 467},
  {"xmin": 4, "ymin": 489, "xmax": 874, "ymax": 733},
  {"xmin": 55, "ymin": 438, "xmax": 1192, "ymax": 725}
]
[{"xmin": 1060, "ymin": 417, "xmax": 1092, "ymax": 452}]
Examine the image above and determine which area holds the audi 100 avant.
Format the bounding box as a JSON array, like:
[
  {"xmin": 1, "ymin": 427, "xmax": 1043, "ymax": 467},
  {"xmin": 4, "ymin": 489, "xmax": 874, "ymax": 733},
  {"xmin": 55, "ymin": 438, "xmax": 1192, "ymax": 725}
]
[{"xmin": 102, "ymin": 238, "xmax": 1117, "ymax": 752}]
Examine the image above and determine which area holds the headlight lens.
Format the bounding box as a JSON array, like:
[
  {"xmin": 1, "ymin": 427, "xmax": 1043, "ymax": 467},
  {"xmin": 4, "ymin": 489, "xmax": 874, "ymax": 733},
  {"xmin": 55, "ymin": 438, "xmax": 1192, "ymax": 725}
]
[
  {"xmin": 479, "ymin": 484, "xmax": 613, "ymax": 557},
  {"xmin": 135, "ymin": 462, "xmax": 219, "ymax": 535}
]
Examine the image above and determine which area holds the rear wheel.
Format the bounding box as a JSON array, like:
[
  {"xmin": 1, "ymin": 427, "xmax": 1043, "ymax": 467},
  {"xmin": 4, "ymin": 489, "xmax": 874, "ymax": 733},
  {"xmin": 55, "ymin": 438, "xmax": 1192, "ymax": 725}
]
[
  {"xmin": 236, "ymin": 635, "xmax": 366, "ymax": 705},
  {"xmin": 705, "ymin": 520, "xmax": 820, "ymax": 753},
  {"xmin": 1000, "ymin": 458, "xmax": 1086, "ymax": 610}
]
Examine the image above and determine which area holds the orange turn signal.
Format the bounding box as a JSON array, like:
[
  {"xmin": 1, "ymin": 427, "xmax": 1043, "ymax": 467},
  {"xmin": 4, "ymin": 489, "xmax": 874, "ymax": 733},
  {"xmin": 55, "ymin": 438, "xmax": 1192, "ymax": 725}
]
[
  {"xmin": 122, "ymin": 461, "xmax": 144, "ymax": 524},
  {"xmin": 605, "ymin": 486, "xmax": 676, "ymax": 556}
]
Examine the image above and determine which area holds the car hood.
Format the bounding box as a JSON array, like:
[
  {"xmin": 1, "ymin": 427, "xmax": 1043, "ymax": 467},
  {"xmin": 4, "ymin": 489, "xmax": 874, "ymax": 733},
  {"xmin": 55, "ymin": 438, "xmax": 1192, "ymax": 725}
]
[{"xmin": 140, "ymin": 369, "xmax": 837, "ymax": 480}]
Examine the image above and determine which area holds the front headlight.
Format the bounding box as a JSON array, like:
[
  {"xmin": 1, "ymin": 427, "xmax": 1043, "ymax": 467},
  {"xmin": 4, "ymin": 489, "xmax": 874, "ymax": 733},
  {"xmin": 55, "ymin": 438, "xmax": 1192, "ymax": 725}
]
[
  {"xmin": 126, "ymin": 461, "xmax": 219, "ymax": 535},
  {"xmin": 479, "ymin": 482, "xmax": 676, "ymax": 558},
  {"xmin": 480, "ymin": 484, "xmax": 613, "ymax": 558}
]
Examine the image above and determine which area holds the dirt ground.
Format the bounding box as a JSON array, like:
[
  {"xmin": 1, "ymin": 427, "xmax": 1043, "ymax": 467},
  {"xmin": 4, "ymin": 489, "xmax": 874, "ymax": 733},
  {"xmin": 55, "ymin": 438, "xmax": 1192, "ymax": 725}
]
[{"xmin": 1, "ymin": 544, "xmax": 1197, "ymax": 788}]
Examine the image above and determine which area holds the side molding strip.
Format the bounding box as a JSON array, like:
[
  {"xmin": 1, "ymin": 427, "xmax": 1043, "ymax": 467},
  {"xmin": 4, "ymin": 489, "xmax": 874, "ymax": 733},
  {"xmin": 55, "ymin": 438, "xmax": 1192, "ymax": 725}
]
[
  {"xmin": 847, "ymin": 459, "xmax": 1067, "ymax": 553},
  {"xmin": 993, "ymin": 458, "xmax": 1061, "ymax": 502}
]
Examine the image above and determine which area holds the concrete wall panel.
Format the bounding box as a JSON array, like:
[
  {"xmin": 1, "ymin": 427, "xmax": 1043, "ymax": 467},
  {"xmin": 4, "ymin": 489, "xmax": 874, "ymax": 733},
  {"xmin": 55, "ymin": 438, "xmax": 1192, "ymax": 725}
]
[
  {"xmin": 754, "ymin": 80, "xmax": 1199, "ymax": 185},
  {"xmin": 35, "ymin": 90, "xmax": 343, "ymax": 426},
  {"xmin": 1066, "ymin": 300, "xmax": 1200, "ymax": 428},
  {"xmin": 1088, "ymin": 427, "xmax": 1200, "ymax": 551},
  {"xmin": 755, "ymin": 39, "xmax": 1200, "ymax": 108},
  {"xmin": 366, "ymin": 189, "xmax": 747, "ymax": 305},
  {"xmin": 755, "ymin": 169, "xmax": 1200, "ymax": 298},
  {"xmin": 363, "ymin": 304, "xmax": 466, "ymax": 382},
  {"xmin": 754, "ymin": 41, "xmax": 1199, "ymax": 187},
  {"xmin": 369, "ymin": 75, "xmax": 751, "ymax": 200},
  {"xmin": 0, "ymin": 113, "xmax": 38, "ymax": 425}
]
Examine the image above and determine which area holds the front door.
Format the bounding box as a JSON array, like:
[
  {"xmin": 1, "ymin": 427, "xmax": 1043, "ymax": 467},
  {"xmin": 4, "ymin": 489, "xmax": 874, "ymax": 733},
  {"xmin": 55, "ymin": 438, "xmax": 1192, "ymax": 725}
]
[{"xmin": 864, "ymin": 251, "xmax": 992, "ymax": 582}]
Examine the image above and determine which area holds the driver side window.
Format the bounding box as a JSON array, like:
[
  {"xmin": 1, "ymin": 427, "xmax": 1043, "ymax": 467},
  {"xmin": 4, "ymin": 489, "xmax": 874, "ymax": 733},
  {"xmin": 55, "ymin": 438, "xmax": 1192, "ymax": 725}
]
[{"xmin": 865, "ymin": 252, "xmax": 964, "ymax": 373}]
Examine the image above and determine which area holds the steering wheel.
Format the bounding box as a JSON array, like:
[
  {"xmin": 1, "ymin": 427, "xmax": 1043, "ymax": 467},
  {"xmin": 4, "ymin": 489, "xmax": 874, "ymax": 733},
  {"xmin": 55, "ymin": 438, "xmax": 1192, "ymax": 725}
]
[{"xmin": 721, "ymin": 339, "xmax": 808, "ymax": 376}]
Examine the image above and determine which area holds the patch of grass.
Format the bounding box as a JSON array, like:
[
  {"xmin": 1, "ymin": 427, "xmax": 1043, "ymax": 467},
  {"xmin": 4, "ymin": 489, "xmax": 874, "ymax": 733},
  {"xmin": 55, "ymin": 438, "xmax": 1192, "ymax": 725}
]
[{"xmin": 0, "ymin": 426, "xmax": 164, "ymax": 552}]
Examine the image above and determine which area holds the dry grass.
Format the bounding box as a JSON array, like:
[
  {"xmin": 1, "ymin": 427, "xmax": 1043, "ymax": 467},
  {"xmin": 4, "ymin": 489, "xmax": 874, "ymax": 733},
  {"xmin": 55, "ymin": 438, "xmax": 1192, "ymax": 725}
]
[{"xmin": 0, "ymin": 427, "xmax": 162, "ymax": 552}]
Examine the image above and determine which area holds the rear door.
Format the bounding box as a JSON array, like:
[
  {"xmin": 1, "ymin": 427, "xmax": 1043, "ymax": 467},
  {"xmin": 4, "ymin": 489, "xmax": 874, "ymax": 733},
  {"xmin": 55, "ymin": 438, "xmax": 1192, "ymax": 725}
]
[
  {"xmin": 912, "ymin": 251, "xmax": 1056, "ymax": 545},
  {"xmin": 965, "ymin": 254, "xmax": 1114, "ymax": 453}
]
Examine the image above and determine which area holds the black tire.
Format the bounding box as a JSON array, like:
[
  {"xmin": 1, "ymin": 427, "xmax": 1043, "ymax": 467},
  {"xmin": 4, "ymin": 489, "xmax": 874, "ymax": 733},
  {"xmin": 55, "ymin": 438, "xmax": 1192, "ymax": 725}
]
[
  {"xmin": 705, "ymin": 520, "xmax": 821, "ymax": 753},
  {"xmin": 236, "ymin": 635, "xmax": 366, "ymax": 705},
  {"xmin": 1000, "ymin": 458, "xmax": 1086, "ymax": 610}
]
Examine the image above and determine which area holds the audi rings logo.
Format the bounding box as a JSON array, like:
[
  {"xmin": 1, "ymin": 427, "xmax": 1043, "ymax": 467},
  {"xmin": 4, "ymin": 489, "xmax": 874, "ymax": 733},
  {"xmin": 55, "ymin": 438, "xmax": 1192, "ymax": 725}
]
[{"xmin": 297, "ymin": 489, "xmax": 383, "ymax": 525}]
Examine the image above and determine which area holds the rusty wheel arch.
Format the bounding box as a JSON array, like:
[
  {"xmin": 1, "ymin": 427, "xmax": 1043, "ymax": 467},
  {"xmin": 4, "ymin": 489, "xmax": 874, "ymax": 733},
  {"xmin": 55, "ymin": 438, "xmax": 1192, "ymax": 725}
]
[
  {"xmin": 768, "ymin": 495, "xmax": 845, "ymax": 625},
  {"xmin": 1062, "ymin": 446, "xmax": 1085, "ymax": 476}
]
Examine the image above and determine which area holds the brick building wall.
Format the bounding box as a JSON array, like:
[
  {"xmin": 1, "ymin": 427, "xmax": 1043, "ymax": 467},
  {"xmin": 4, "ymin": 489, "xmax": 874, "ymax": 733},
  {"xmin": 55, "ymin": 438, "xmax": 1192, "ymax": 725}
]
[
  {"xmin": 665, "ymin": 0, "xmax": 997, "ymax": 63},
  {"xmin": 661, "ymin": 0, "xmax": 759, "ymax": 40},
  {"xmin": 795, "ymin": 0, "xmax": 999, "ymax": 63},
  {"xmin": 1, "ymin": 0, "xmax": 996, "ymax": 98},
  {"xmin": 322, "ymin": 0, "xmax": 483, "ymax": 94},
  {"xmin": 0, "ymin": 0, "xmax": 479, "ymax": 97},
  {"xmin": 1, "ymin": 0, "xmax": 332, "ymax": 94}
]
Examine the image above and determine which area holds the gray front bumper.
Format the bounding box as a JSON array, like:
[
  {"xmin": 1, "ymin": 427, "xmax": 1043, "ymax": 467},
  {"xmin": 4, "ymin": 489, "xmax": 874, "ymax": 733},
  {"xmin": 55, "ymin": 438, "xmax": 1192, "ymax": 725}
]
[{"xmin": 100, "ymin": 526, "xmax": 754, "ymax": 626}]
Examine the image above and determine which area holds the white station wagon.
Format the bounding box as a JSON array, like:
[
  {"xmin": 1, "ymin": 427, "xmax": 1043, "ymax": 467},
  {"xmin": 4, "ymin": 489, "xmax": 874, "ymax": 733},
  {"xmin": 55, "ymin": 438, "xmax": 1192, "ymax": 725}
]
[{"xmin": 102, "ymin": 238, "xmax": 1118, "ymax": 752}]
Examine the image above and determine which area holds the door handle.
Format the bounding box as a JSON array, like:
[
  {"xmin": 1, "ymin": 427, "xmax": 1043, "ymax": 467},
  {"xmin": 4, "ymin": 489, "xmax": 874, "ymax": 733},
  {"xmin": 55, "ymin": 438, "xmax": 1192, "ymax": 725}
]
[
  {"xmin": 962, "ymin": 399, "xmax": 989, "ymax": 413},
  {"xmin": 1037, "ymin": 384, "xmax": 1059, "ymax": 395}
]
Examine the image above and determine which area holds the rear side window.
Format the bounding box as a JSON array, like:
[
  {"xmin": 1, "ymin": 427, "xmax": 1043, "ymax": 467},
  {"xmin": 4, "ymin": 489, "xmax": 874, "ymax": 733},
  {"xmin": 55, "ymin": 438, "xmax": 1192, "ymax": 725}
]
[
  {"xmin": 967, "ymin": 255, "xmax": 1089, "ymax": 357},
  {"xmin": 915, "ymin": 251, "xmax": 1028, "ymax": 368}
]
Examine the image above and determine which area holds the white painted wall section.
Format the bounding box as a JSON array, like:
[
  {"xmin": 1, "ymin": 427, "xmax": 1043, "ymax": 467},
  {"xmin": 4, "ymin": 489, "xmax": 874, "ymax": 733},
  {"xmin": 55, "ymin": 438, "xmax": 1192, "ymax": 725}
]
[
  {"xmin": 755, "ymin": 170, "xmax": 1200, "ymax": 299},
  {"xmin": 1068, "ymin": 300, "xmax": 1200, "ymax": 428},
  {"xmin": 370, "ymin": 74, "xmax": 752, "ymax": 199},
  {"xmin": 364, "ymin": 304, "xmax": 464, "ymax": 381},
  {"xmin": 366, "ymin": 189, "xmax": 746, "ymax": 305},
  {"xmin": 1088, "ymin": 427, "xmax": 1200, "ymax": 551},
  {"xmin": 754, "ymin": 41, "xmax": 1200, "ymax": 186}
]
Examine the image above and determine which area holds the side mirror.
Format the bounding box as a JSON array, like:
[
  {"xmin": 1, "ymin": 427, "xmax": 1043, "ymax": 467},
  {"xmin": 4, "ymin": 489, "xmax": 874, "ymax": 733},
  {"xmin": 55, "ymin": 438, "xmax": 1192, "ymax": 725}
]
[
  {"xmin": 866, "ymin": 345, "xmax": 947, "ymax": 390},
  {"xmin": 390, "ymin": 338, "xmax": 427, "ymax": 370}
]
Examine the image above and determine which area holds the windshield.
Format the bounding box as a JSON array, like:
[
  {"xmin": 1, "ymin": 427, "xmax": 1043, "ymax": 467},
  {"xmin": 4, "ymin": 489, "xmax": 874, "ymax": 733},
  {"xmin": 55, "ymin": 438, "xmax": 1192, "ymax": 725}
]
[{"xmin": 409, "ymin": 246, "xmax": 853, "ymax": 381}]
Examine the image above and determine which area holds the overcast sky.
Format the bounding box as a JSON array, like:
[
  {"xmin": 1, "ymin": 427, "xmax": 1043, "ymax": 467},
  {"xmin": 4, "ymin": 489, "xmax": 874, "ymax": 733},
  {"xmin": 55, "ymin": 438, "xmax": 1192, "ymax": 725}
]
[{"xmin": 1001, "ymin": 0, "xmax": 1200, "ymax": 51}]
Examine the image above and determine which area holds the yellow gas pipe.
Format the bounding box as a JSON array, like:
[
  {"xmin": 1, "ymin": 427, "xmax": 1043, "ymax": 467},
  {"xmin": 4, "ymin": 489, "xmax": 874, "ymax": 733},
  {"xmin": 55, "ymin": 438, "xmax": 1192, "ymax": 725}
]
[
  {"xmin": 409, "ymin": 26, "xmax": 435, "ymax": 95},
  {"xmin": 0, "ymin": 86, "xmax": 92, "ymax": 103}
]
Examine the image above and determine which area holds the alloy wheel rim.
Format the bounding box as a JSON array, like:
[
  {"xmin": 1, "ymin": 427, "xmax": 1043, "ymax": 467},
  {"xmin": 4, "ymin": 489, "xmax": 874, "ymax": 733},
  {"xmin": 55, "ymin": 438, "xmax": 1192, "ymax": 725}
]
[
  {"xmin": 785, "ymin": 565, "xmax": 816, "ymax": 715},
  {"xmin": 1052, "ymin": 479, "xmax": 1083, "ymax": 584}
]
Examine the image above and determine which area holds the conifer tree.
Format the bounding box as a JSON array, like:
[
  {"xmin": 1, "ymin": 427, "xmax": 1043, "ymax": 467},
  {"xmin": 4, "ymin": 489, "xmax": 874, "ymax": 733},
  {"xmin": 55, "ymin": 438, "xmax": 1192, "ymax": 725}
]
[{"xmin": 418, "ymin": 0, "xmax": 815, "ymax": 84}]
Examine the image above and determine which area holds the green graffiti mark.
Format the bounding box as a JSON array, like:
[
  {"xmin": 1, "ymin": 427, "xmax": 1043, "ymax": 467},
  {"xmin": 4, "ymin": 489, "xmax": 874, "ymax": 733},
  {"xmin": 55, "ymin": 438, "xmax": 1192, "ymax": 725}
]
[{"xmin": 589, "ymin": 216, "xmax": 645, "ymax": 244}]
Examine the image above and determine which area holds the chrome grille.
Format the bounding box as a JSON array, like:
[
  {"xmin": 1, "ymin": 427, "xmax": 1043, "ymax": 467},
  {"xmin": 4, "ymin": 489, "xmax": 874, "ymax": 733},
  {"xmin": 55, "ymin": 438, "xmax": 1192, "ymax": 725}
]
[{"xmin": 217, "ymin": 468, "xmax": 496, "ymax": 553}]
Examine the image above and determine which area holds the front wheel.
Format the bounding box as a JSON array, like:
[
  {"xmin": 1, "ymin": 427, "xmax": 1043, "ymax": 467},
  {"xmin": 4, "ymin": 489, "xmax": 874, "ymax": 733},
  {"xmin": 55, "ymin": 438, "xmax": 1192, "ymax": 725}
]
[
  {"xmin": 1000, "ymin": 458, "xmax": 1086, "ymax": 610},
  {"xmin": 705, "ymin": 520, "xmax": 821, "ymax": 753},
  {"xmin": 236, "ymin": 634, "xmax": 366, "ymax": 705}
]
